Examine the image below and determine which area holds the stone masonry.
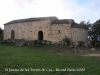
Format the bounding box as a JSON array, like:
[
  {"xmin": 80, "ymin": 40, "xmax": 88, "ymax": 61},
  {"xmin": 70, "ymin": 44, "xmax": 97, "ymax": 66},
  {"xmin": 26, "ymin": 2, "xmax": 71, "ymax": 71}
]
[{"xmin": 4, "ymin": 16, "xmax": 88, "ymax": 43}]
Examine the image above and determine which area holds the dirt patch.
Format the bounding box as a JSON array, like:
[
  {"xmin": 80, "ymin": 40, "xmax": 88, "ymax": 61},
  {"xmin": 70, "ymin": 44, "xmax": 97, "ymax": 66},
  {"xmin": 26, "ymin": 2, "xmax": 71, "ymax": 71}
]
[{"xmin": 83, "ymin": 53, "xmax": 100, "ymax": 57}]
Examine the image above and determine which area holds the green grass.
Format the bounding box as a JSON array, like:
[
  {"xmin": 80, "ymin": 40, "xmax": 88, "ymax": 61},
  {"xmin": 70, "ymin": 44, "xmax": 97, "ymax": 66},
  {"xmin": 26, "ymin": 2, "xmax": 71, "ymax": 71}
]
[{"xmin": 0, "ymin": 44, "xmax": 100, "ymax": 75}]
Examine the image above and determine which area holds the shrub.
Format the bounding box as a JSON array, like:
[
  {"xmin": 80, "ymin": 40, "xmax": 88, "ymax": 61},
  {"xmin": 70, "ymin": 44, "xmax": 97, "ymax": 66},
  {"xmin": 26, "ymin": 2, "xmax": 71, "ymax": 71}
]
[
  {"xmin": 78, "ymin": 41, "xmax": 84, "ymax": 47},
  {"xmin": 63, "ymin": 37, "xmax": 71, "ymax": 46},
  {"xmin": 33, "ymin": 40, "xmax": 38, "ymax": 44},
  {"xmin": 0, "ymin": 40, "xmax": 7, "ymax": 44},
  {"xmin": 0, "ymin": 28, "xmax": 3, "ymax": 40}
]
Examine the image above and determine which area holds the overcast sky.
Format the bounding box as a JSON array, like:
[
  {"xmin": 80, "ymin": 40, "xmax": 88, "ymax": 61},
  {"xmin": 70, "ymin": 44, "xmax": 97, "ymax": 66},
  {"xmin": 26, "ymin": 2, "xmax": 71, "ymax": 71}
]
[{"xmin": 0, "ymin": 0, "xmax": 100, "ymax": 29}]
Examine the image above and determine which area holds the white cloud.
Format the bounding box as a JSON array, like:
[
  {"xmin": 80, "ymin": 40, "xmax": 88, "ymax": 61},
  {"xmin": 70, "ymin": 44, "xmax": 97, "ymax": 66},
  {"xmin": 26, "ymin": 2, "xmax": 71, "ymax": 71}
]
[
  {"xmin": 61, "ymin": 0, "xmax": 100, "ymax": 23},
  {"xmin": 0, "ymin": 0, "xmax": 100, "ymax": 29}
]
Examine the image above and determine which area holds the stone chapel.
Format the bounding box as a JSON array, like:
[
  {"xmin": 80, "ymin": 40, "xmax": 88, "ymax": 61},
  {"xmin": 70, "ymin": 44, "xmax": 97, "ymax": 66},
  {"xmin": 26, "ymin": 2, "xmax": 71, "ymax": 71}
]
[{"xmin": 4, "ymin": 16, "xmax": 88, "ymax": 43}]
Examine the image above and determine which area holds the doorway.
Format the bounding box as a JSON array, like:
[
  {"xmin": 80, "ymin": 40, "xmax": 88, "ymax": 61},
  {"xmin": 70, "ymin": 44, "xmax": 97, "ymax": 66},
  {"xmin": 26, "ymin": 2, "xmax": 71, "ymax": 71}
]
[{"xmin": 38, "ymin": 31, "xmax": 43, "ymax": 41}]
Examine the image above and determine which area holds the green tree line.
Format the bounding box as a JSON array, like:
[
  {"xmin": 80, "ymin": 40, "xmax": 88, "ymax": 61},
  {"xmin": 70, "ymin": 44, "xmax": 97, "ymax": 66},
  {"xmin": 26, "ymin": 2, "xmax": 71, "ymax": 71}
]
[
  {"xmin": 0, "ymin": 27, "xmax": 3, "ymax": 40},
  {"xmin": 79, "ymin": 19, "xmax": 100, "ymax": 41}
]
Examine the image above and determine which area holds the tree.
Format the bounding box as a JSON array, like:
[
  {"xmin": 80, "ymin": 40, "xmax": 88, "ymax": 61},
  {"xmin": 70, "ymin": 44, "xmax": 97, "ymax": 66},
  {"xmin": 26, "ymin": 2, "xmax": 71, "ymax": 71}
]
[
  {"xmin": 79, "ymin": 20, "xmax": 91, "ymax": 29},
  {"xmin": 92, "ymin": 19, "xmax": 100, "ymax": 41},
  {"xmin": 79, "ymin": 21, "xmax": 93, "ymax": 41},
  {"xmin": 79, "ymin": 20, "xmax": 92, "ymax": 34},
  {"xmin": 0, "ymin": 27, "xmax": 3, "ymax": 40},
  {"xmin": 79, "ymin": 21, "xmax": 86, "ymax": 25}
]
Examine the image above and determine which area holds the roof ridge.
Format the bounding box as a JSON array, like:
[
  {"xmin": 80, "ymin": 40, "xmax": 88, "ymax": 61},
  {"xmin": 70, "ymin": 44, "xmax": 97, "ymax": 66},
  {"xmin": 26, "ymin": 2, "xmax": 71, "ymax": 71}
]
[{"xmin": 4, "ymin": 16, "xmax": 58, "ymax": 25}]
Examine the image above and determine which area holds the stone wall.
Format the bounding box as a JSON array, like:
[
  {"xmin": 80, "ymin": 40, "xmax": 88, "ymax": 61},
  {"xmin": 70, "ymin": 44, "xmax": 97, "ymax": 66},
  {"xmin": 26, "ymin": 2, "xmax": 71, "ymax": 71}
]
[
  {"xmin": 48, "ymin": 23, "xmax": 72, "ymax": 42},
  {"xmin": 71, "ymin": 28, "xmax": 88, "ymax": 43},
  {"xmin": 4, "ymin": 18, "xmax": 88, "ymax": 43},
  {"xmin": 4, "ymin": 19, "xmax": 51, "ymax": 40}
]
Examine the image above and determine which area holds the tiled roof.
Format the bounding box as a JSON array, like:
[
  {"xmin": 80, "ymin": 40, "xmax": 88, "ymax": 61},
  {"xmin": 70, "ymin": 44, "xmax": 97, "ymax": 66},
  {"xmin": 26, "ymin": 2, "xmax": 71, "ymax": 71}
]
[
  {"xmin": 4, "ymin": 16, "xmax": 88, "ymax": 29},
  {"xmin": 71, "ymin": 23, "xmax": 88, "ymax": 29},
  {"xmin": 51, "ymin": 19, "xmax": 74, "ymax": 24},
  {"xmin": 4, "ymin": 16, "xmax": 58, "ymax": 25}
]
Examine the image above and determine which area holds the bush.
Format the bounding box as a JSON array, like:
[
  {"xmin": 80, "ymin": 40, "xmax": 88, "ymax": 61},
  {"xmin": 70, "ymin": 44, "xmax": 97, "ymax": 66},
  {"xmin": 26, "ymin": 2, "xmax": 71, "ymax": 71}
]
[
  {"xmin": 78, "ymin": 41, "xmax": 84, "ymax": 47},
  {"xmin": 0, "ymin": 28, "xmax": 3, "ymax": 40},
  {"xmin": 0, "ymin": 40, "xmax": 7, "ymax": 44},
  {"xmin": 63, "ymin": 37, "xmax": 71, "ymax": 46},
  {"xmin": 33, "ymin": 40, "xmax": 38, "ymax": 44},
  {"xmin": 0, "ymin": 39, "xmax": 15, "ymax": 44}
]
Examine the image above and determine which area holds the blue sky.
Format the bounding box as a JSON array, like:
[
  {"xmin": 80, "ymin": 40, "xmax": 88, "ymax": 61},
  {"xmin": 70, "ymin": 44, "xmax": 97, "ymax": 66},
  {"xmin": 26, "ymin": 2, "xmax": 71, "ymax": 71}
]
[{"xmin": 0, "ymin": 0, "xmax": 100, "ymax": 29}]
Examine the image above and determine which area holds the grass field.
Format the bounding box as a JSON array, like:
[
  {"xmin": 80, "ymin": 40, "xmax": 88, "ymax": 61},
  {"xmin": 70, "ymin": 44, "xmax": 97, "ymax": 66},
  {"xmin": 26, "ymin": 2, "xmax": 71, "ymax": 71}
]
[{"xmin": 0, "ymin": 44, "xmax": 100, "ymax": 75}]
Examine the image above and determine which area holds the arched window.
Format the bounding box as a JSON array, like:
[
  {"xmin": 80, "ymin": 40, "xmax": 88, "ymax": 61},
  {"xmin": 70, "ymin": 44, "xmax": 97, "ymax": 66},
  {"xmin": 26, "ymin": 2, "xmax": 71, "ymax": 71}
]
[
  {"xmin": 11, "ymin": 30, "xmax": 15, "ymax": 39},
  {"xmin": 38, "ymin": 31, "xmax": 43, "ymax": 41}
]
